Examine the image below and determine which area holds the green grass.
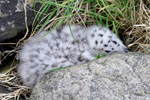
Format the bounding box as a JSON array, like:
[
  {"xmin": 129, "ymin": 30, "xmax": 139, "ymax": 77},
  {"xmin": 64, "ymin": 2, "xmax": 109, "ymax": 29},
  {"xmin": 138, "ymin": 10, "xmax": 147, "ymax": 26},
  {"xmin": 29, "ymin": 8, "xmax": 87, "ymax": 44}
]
[
  {"xmin": 96, "ymin": 52, "xmax": 107, "ymax": 58},
  {"xmin": 48, "ymin": 67, "xmax": 67, "ymax": 71},
  {"xmin": 32, "ymin": 0, "xmax": 138, "ymax": 35}
]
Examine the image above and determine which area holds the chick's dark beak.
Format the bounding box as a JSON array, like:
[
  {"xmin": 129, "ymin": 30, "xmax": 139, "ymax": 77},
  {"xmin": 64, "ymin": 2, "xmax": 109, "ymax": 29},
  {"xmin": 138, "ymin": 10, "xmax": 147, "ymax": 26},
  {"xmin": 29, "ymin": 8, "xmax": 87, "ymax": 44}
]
[{"xmin": 124, "ymin": 48, "xmax": 129, "ymax": 52}]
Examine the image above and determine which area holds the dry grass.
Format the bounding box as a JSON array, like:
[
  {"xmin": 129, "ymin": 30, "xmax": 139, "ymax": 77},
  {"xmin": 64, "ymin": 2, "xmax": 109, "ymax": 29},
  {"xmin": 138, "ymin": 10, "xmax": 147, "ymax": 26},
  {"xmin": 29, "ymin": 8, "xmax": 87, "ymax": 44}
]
[
  {"xmin": 0, "ymin": 0, "xmax": 150, "ymax": 99},
  {"xmin": 125, "ymin": 1, "xmax": 150, "ymax": 53},
  {"xmin": 0, "ymin": 65, "xmax": 31, "ymax": 100}
]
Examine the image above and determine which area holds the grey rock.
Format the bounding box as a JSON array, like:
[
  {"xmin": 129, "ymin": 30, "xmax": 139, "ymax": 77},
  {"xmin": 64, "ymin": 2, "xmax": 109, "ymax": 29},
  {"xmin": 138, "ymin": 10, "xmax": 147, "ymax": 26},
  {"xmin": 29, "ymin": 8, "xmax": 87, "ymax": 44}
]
[
  {"xmin": 0, "ymin": 0, "xmax": 41, "ymax": 42},
  {"xmin": 30, "ymin": 52, "xmax": 150, "ymax": 100},
  {"xmin": 0, "ymin": 84, "xmax": 11, "ymax": 94}
]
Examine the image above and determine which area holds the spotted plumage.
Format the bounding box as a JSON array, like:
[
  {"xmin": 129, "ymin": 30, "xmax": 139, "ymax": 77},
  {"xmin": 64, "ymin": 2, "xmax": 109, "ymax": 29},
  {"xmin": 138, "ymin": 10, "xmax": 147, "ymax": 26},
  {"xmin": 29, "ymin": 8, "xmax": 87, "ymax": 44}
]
[{"xmin": 17, "ymin": 25, "xmax": 128, "ymax": 87}]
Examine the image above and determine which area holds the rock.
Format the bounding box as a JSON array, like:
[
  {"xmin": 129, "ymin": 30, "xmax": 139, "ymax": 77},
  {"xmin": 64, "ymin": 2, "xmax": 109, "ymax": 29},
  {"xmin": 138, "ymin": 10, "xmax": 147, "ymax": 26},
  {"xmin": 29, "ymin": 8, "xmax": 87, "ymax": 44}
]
[
  {"xmin": 30, "ymin": 52, "xmax": 150, "ymax": 100},
  {"xmin": 0, "ymin": 0, "xmax": 41, "ymax": 42},
  {"xmin": 0, "ymin": 84, "xmax": 11, "ymax": 94}
]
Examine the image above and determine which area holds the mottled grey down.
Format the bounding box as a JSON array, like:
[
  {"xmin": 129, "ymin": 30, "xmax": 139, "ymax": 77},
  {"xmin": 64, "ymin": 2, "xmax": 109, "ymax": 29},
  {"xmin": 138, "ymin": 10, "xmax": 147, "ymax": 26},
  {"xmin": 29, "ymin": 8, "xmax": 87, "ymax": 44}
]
[{"xmin": 17, "ymin": 25, "xmax": 128, "ymax": 87}]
